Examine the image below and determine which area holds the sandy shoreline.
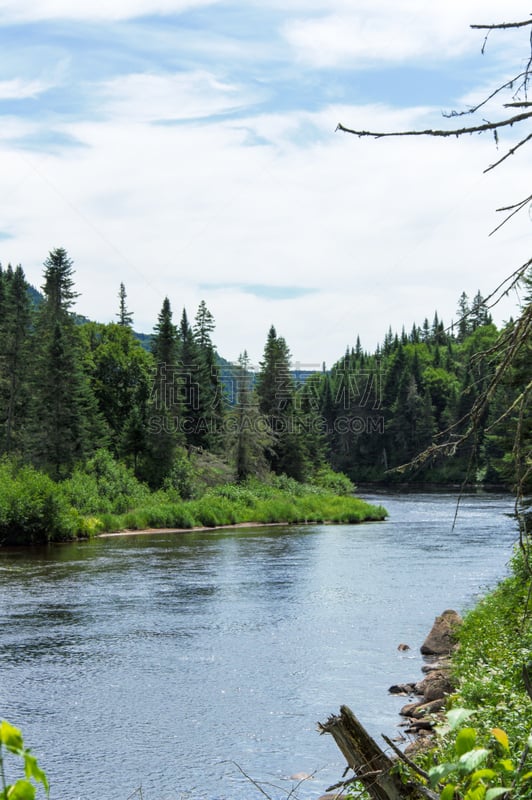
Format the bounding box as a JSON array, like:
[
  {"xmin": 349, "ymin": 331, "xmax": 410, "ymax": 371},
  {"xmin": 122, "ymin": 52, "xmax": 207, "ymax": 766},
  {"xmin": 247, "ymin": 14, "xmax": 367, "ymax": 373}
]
[{"xmin": 97, "ymin": 521, "xmax": 293, "ymax": 538}]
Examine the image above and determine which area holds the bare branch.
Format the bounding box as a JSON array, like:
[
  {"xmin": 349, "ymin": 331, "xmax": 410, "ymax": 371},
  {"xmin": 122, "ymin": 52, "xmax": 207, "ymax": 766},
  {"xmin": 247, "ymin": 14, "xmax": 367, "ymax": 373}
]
[
  {"xmin": 485, "ymin": 131, "xmax": 532, "ymax": 174},
  {"xmin": 443, "ymin": 71, "xmax": 529, "ymax": 118},
  {"xmin": 336, "ymin": 110, "xmax": 532, "ymax": 140},
  {"xmin": 471, "ymin": 20, "xmax": 532, "ymax": 31},
  {"xmin": 380, "ymin": 734, "xmax": 430, "ymax": 782},
  {"xmin": 489, "ymin": 190, "xmax": 532, "ymax": 235}
]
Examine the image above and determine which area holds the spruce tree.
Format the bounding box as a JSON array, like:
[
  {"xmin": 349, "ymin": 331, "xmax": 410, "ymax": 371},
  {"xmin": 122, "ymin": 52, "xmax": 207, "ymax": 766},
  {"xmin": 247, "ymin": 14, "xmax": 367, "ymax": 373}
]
[
  {"xmin": 116, "ymin": 282, "xmax": 134, "ymax": 327},
  {"xmin": 0, "ymin": 265, "xmax": 32, "ymax": 453},
  {"xmin": 30, "ymin": 249, "xmax": 106, "ymax": 476},
  {"xmin": 230, "ymin": 351, "xmax": 272, "ymax": 482},
  {"xmin": 143, "ymin": 297, "xmax": 182, "ymax": 486},
  {"xmin": 192, "ymin": 301, "xmax": 224, "ymax": 449}
]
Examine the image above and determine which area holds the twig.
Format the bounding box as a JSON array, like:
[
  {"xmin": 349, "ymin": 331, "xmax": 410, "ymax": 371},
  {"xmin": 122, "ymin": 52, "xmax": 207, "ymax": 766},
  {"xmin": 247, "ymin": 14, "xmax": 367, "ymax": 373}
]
[
  {"xmin": 230, "ymin": 761, "xmax": 274, "ymax": 800},
  {"xmin": 381, "ymin": 735, "xmax": 430, "ymax": 781}
]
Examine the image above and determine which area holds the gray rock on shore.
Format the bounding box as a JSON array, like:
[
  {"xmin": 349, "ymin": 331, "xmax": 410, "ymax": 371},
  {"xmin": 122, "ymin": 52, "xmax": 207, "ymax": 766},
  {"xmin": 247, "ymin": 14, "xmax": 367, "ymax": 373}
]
[{"xmin": 420, "ymin": 609, "xmax": 462, "ymax": 655}]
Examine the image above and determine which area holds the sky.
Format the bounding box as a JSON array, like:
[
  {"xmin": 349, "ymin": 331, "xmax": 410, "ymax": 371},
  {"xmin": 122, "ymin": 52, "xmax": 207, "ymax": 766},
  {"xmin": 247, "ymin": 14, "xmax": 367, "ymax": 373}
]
[{"xmin": 0, "ymin": 1, "xmax": 530, "ymax": 368}]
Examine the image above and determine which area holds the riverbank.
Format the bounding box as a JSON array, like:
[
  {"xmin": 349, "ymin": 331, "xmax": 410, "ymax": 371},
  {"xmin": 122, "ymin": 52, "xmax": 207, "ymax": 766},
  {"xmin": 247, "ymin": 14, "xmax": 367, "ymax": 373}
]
[
  {"xmin": 0, "ymin": 456, "xmax": 387, "ymax": 545},
  {"xmin": 98, "ymin": 516, "xmax": 387, "ymax": 538},
  {"xmin": 92, "ymin": 489, "xmax": 388, "ymax": 539}
]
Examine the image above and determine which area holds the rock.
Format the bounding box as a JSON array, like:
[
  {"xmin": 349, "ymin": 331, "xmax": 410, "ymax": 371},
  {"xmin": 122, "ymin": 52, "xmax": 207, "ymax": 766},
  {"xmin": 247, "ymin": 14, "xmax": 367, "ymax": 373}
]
[
  {"xmin": 397, "ymin": 643, "xmax": 410, "ymax": 651},
  {"xmin": 399, "ymin": 701, "xmax": 423, "ymax": 717},
  {"xmin": 410, "ymin": 697, "xmax": 446, "ymax": 718},
  {"xmin": 415, "ymin": 671, "xmax": 453, "ymax": 702},
  {"xmin": 421, "ymin": 657, "xmax": 451, "ymax": 673},
  {"xmin": 389, "ymin": 682, "xmax": 416, "ymax": 695},
  {"xmin": 420, "ymin": 609, "xmax": 463, "ymax": 655},
  {"xmin": 290, "ymin": 772, "xmax": 313, "ymax": 781}
]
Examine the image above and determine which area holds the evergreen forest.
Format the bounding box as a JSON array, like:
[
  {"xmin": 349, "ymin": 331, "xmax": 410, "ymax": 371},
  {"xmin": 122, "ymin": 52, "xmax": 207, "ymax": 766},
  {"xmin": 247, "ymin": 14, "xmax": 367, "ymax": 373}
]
[{"xmin": 0, "ymin": 248, "xmax": 529, "ymax": 497}]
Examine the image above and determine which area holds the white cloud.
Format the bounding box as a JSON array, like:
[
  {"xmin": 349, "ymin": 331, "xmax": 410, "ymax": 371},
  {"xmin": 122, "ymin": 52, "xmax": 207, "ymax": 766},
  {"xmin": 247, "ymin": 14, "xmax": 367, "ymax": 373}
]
[
  {"xmin": 0, "ymin": 77, "xmax": 53, "ymax": 99},
  {"xmin": 0, "ymin": 0, "xmax": 220, "ymax": 23},
  {"xmin": 0, "ymin": 2, "xmax": 529, "ymax": 365},
  {"xmin": 0, "ymin": 96, "xmax": 528, "ymax": 365},
  {"xmin": 98, "ymin": 71, "xmax": 259, "ymax": 123},
  {"xmin": 282, "ymin": 1, "xmax": 531, "ymax": 68}
]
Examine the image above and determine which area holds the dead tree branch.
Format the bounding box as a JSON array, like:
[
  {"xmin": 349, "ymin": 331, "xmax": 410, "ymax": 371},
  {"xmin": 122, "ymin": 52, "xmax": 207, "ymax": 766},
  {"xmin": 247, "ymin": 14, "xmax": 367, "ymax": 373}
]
[
  {"xmin": 336, "ymin": 110, "xmax": 532, "ymax": 140},
  {"xmin": 318, "ymin": 705, "xmax": 437, "ymax": 800}
]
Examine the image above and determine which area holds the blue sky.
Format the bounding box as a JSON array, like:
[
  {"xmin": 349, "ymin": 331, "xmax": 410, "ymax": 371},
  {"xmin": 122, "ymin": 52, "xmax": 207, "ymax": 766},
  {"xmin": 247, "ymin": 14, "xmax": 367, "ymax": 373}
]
[{"xmin": 0, "ymin": 0, "xmax": 530, "ymax": 366}]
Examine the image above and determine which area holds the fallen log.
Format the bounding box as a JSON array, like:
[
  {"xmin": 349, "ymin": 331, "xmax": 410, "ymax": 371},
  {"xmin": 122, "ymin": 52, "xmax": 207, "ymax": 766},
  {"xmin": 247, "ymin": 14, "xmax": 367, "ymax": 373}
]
[{"xmin": 317, "ymin": 705, "xmax": 437, "ymax": 800}]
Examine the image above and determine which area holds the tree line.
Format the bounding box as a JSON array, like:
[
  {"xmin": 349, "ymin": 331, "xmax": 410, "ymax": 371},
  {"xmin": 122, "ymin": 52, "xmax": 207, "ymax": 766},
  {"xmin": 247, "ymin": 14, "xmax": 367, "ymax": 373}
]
[{"xmin": 0, "ymin": 247, "xmax": 528, "ymax": 490}]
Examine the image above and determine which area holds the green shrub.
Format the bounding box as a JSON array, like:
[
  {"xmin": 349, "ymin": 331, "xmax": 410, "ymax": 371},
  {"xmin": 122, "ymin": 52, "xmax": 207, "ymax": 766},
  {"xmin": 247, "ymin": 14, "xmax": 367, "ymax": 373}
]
[
  {"xmin": 0, "ymin": 459, "xmax": 78, "ymax": 545},
  {"xmin": 62, "ymin": 449, "xmax": 150, "ymax": 514},
  {"xmin": 310, "ymin": 466, "xmax": 356, "ymax": 495}
]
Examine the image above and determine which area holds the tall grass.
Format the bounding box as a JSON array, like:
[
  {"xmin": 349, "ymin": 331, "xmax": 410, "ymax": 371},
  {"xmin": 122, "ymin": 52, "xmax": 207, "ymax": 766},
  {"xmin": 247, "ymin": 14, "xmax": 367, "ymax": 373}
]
[{"xmin": 0, "ymin": 453, "xmax": 387, "ymax": 544}]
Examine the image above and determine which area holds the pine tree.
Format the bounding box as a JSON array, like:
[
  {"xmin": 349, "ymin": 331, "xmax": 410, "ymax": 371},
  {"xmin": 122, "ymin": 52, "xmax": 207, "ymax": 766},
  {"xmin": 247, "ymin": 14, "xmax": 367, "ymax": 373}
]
[
  {"xmin": 256, "ymin": 326, "xmax": 315, "ymax": 479},
  {"xmin": 457, "ymin": 291, "xmax": 470, "ymax": 342},
  {"xmin": 30, "ymin": 249, "xmax": 105, "ymax": 476},
  {"xmin": 230, "ymin": 351, "xmax": 272, "ymax": 481},
  {"xmin": 177, "ymin": 308, "xmax": 204, "ymax": 448},
  {"xmin": 192, "ymin": 301, "xmax": 224, "ymax": 449},
  {"xmin": 0, "ymin": 265, "xmax": 32, "ymax": 452},
  {"xmin": 116, "ymin": 282, "xmax": 134, "ymax": 327},
  {"xmin": 143, "ymin": 297, "xmax": 182, "ymax": 486}
]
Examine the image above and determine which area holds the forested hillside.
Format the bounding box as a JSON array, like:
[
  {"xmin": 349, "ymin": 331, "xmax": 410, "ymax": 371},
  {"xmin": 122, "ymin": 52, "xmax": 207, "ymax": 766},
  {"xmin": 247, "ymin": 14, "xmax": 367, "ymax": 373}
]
[{"xmin": 0, "ymin": 247, "xmax": 528, "ymax": 490}]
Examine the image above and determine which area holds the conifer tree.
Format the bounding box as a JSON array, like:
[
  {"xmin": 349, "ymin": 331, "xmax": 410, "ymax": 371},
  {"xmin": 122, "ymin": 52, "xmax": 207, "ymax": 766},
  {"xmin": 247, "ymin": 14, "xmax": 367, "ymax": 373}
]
[
  {"xmin": 143, "ymin": 297, "xmax": 182, "ymax": 486},
  {"xmin": 230, "ymin": 351, "xmax": 272, "ymax": 481},
  {"xmin": 0, "ymin": 265, "xmax": 32, "ymax": 452},
  {"xmin": 116, "ymin": 282, "xmax": 134, "ymax": 327},
  {"xmin": 192, "ymin": 300, "xmax": 224, "ymax": 449},
  {"xmin": 30, "ymin": 248, "xmax": 106, "ymax": 476}
]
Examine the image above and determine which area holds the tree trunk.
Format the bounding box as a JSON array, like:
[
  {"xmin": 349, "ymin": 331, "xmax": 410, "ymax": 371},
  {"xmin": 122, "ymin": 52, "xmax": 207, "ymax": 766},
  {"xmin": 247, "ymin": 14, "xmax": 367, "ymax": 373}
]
[{"xmin": 318, "ymin": 705, "xmax": 435, "ymax": 800}]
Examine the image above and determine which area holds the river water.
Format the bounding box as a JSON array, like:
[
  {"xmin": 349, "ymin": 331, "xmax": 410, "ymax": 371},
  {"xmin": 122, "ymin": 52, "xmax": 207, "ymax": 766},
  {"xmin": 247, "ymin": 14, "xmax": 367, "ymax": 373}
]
[{"xmin": 0, "ymin": 492, "xmax": 518, "ymax": 800}]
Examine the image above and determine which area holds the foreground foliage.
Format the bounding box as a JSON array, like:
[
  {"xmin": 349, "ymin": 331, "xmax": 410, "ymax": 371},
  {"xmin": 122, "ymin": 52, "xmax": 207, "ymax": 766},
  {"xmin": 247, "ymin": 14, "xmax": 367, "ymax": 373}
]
[
  {"xmin": 0, "ymin": 720, "xmax": 49, "ymax": 799},
  {"xmin": 415, "ymin": 548, "xmax": 532, "ymax": 800}
]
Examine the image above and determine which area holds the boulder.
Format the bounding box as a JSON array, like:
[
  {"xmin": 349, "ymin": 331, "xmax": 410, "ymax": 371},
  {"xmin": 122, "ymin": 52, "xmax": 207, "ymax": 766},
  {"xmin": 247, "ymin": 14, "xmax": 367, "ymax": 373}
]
[
  {"xmin": 399, "ymin": 701, "xmax": 423, "ymax": 717},
  {"xmin": 420, "ymin": 609, "xmax": 462, "ymax": 655},
  {"xmin": 415, "ymin": 671, "xmax": 454, "ymax": 702}
]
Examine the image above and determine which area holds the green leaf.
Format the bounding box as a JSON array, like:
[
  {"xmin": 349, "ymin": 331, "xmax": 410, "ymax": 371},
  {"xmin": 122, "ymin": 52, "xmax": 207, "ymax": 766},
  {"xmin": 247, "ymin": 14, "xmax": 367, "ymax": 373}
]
[
  {"xmin": 440, "ymin": 784, "xmax": 456, "ymax": 800},
  {"xmin": 499, "ymin": 759, "xmax": 514, "ymax": 773},
  {"xmin": 447, "ymin": 709, "xmax": 476, "ymax": 732},
  {"xmin": 429, "ymin": 762, "xmax": 460, "ymax": 787},
  {"xmin": 521, "ymin": 771, "xmax": 532, "ymax": 781},
  {"xmin": 456, "ymin": 727, "xmax": 477, "ymax": 756},
  {"xmin": 485, "ymin": 789, "xmax": 509, "ymax": 800},
  {"xmin": 464, "ymin": 785, "xmax": 486, "ymax": 800},
  {"xmin": 0, "ymin": 721, "xmax": 23, "ymax": 753},
  {"xmin": 471, "ymin": 769, "xmax": 497, "ymax": 783},
  {"xmin": 23, "ymin": 753, "xmax": 49, "ymax": 794},
  {"xmin": 5, "ymin": 779, "xmax": 35, "ymax": 799},
  {"xmin": 459, "ymin": 749, "xmax": 490, "ymax": 773},
  {"xmin": 491, "ymin": 728, "xmax": 509, "ymax": 751}
]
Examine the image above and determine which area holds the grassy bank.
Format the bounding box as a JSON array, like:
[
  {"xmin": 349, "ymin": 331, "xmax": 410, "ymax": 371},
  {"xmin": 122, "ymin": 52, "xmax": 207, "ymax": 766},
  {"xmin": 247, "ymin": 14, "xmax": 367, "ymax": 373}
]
[
  {"xmin": 0, "ymin": 454, "xmax": 387, "ymax": 545},
  {"xmin": 415, "ymin": 543, "xmax": 532, "ymax": 799}
]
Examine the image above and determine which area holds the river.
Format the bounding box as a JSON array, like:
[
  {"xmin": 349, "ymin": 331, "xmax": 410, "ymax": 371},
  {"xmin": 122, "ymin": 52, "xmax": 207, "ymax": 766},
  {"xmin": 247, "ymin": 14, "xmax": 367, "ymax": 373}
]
[{"xmin": 0, "ymin": 492, "xmax": 518, "ymax": 800}]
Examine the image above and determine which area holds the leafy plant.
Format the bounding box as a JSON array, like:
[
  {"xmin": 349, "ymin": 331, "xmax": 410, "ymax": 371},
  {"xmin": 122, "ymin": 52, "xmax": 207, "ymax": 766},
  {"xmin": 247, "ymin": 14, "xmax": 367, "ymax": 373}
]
[
  {"xmin": 0, "ymin": 719, "xmax": 49, "ymax": 799},
  {"xmin": 427, "ymin": 709, "xmax": 532, "ymax": 800}
]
